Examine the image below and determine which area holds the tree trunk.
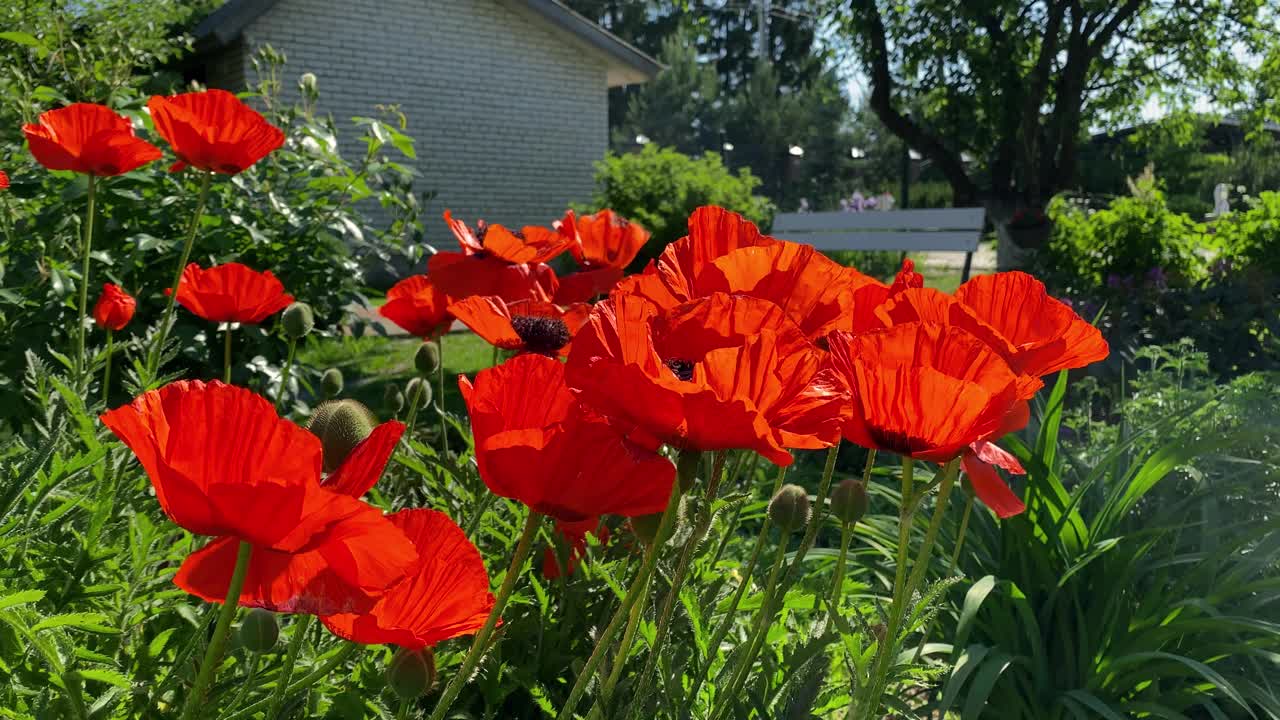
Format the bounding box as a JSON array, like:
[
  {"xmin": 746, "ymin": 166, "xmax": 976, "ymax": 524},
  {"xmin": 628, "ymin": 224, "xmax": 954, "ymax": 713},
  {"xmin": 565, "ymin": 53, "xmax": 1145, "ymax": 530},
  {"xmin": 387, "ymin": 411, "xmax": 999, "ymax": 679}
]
[{"xmin": 986, "ymin": 196, "xmax": 1036, "ymax": 272}]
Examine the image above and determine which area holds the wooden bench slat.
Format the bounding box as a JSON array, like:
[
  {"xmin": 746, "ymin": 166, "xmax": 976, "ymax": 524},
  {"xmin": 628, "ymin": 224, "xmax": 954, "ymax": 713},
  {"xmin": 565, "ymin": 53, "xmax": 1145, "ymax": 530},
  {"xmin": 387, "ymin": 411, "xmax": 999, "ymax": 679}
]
[
  {"xmin": 776, "ymin": 231, "xmax": 981, "ymax": 252},
  {"xmin": 772, "ymin": 208, "xmax": 986, "ymax": 232}
]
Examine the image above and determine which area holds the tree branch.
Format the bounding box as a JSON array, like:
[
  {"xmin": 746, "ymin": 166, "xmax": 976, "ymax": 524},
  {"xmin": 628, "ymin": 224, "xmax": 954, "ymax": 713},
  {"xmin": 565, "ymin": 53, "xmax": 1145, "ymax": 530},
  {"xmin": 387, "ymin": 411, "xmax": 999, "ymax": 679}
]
[{"xmin": 857, "ymin": 1, "xmax": 979, "ymax": 203}]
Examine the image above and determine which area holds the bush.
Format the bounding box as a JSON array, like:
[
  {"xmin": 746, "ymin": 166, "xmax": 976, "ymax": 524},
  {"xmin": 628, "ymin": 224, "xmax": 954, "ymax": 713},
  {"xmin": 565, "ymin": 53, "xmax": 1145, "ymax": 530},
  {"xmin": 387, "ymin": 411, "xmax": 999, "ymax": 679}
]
[
  {"xmin": 584, "ymin": 144, "xmax": 773, "ymax": 267},
  {"xmin": 0, "ymin": 34, "xmax": 423, "ymax": 426},
  {"xmin": 1038, "ymin": 177, "xmax": 1207, "ymax": 294},
  {"xmin": 1215, "ymin": 190, "xmax": 1280, "ymax": 277}
]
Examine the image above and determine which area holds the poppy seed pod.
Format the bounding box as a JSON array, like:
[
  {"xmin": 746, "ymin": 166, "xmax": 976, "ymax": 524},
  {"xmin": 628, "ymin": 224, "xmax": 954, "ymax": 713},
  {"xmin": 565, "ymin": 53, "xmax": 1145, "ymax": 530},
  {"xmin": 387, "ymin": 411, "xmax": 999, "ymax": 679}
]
[
  {"xmin": 384, "ymin": 383, "xmax": 406, "ymax": 415},
  {"xmin": 237, "ymin": 608, "xmax": 279, "ymax": 652},
  {"xmin": 414, "ymin": 341, "xmax": 440, "ymax": 377},
  {"xmin": 830, "ymin": 478, "xmax": 869, "ymax": 526},
  {"xmin": 281, "ymin": 302, "xmax": 315, "ymax": 340},
  {"xmin": 768, "ymin": 484, "xmax": 811, "ymax": 533},
  {"xmin": 386, "ymin": 647, "xmax": 436, "ymax": 699},
  {"xmin": 321, "ymin": 368, "xmax": 343, "ymax": 398},
  {"xmin": 405, "ymin": 377, "xmax": 433, "ymax": 409},
  {"xmin": 308, "ymin": 399, "xmax": 377, "ymax": 473}
]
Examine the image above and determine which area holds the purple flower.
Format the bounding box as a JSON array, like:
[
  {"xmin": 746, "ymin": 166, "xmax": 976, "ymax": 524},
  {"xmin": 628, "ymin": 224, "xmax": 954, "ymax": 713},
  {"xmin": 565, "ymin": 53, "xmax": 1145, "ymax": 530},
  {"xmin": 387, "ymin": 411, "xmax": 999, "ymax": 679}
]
[{"xmin": 1145, "ymin": 266, "xmax": 1169, "ymax": 291}]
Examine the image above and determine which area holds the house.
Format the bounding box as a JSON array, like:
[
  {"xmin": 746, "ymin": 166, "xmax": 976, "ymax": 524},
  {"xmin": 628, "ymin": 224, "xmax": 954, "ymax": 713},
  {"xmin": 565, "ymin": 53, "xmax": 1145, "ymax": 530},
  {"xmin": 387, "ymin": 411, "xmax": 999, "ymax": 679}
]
[{"xmin": 189, "ymin": 0, "xmax": 660, "ymax": 229}]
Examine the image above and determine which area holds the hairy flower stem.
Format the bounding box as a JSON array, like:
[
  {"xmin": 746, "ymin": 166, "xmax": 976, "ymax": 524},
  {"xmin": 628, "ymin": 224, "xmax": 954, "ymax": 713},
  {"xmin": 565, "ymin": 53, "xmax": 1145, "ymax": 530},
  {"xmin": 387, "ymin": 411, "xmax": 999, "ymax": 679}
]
[
  {"xmin": 223, "ymin": 326, "xmax": 234, "ymax": 383},
  {"xmin": 274, "ymin": 338, "xmax": 297, "ymax": 412},
  {"xmin": 684, "ymin": 462, "xmax": 786, "ymax": 706},
  {"xmin": 180, "ymin": 541, "xmax": 253, "ymax": 720},
  {"xmin": 913, "ymin": 491, "xmax": 974, "ymax": 662},
  {"xmin": 428, "ymin": 510, "xmax": 543, "ymax": 720},
  {"xmin": 437, "ymin": 334, "xmax": 449, "ymax": 456},
  {"xmin": 101, "ymin": 330, "xmax": 113, "ymax": 405},
  {"xmin": 830, "ymin": 451, "xmax": 876, "ymax": 608},
  {"xmin": 598, "ymin": 583, "xmax": 648, "ymax": 711},
  {"xmin": 397, "ymin": 699, "xmax": 412, "ymax": 720},
  {"xmin": 74, "ymin": 175, "xmax": 96, "ymax": 382},
  {"xmin": 849, "ymin": 459, "xmax": 959, "ymax": 720},
  {"xmin": 264, "ymin": 614, "xmax": 314, "ymax": 720},
  {"xmin": 555, "ymin": 477, "xmax": 684, "ymax": 720},
  {"xmin": 404, "ymin": 381, "xmax": 424, "ymax": 441},
  {"xmin": 148, "ymin": 171, "xmax": 213, "ymax": 378},
  {"xmin": 708, "ymin": 532, "xmax": 789, "ymax": 720},
  {"xmin": 618, "ymin": 451, "xmax": 725, "ymax": 709}
]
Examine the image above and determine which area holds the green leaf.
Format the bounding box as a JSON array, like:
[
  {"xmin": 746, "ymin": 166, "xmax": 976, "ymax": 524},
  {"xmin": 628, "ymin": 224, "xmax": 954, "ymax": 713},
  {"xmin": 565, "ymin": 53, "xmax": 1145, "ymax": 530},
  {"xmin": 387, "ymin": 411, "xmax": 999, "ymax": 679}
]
[
  {"xmin": 0, "ymin": 589, "xmax": 45, "ymax": 611},
  {"xmin": 76, "ymin": 667, "xmax": 130, "ymax": 688},
  {"xmin": 0, "ymin": 31, "xmax": 50, "ymax": 58},
  {"xmin": 32, "ymin": 612, "xmax": 120, "ymax": 634}
]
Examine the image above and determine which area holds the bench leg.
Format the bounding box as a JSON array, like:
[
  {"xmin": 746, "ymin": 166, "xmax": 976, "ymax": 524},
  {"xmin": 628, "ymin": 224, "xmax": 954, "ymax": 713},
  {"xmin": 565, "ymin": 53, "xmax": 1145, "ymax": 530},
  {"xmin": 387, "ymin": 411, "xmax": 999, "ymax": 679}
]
[{"xmin": 961, "ymin": 251, "xmax": 974, "ymax": 282}]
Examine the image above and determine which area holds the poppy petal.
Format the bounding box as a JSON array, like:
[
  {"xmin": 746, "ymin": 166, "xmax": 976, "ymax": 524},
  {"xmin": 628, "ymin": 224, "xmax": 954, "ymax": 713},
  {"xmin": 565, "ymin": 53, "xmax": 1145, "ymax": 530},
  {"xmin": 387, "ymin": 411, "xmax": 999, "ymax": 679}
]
[
  {"xmin": 961, "ymin": 452, "xmax": 1026, "ymax": 518},
  {"xmin": 324, "ymin": 421, "xmax": 406, "ymax": 497}
]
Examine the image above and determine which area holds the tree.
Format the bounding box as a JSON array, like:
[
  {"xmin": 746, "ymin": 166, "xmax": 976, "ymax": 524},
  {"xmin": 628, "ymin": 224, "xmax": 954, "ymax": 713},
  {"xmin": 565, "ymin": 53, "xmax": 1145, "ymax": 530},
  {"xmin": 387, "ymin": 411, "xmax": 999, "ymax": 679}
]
[
  {"xmin": 832, "ymin": 0, "xmax": 1279, "ymax": 268},
  {"xmin": 614, "ymin": 26, "xmax": 722, "ymax": 154}
]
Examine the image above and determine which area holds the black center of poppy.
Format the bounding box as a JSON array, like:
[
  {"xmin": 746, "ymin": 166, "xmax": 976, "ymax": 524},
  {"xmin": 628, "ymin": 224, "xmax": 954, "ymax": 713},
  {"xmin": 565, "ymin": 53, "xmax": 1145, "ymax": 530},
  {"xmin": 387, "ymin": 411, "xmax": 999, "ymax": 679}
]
[
  {"xmin": 511, "ymin": 315, "xmax": 570, "ymax": 355},
  {"xmin": 866, "ymin": 428, "xmax": 929, "ymax": 458},
  {"xmin": 664, "ymin": 358, "xmax": 695, "ymax": 382}
]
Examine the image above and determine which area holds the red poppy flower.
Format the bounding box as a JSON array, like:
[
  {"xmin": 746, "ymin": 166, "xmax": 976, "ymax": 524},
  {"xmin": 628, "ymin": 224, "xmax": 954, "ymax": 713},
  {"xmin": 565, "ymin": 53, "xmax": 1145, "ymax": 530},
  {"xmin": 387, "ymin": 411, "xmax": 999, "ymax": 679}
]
[
  {"xmin": 442, "ymin": 210, "xmax": 570, "ymax": 264},
  {"xmin": 320, "ymin": 508, "xmax": 494, "ymax": 649},
  {"xmin": 171, "ymin": 262, "xmax": 293, "ymax": 324},
  {"xmin": 23, "ymin": 103, "xmax": 162, "ymax": 176},
  {"xmin": 321, "ymin": 420, "xmax": 406, "ymax": 498},
  {"xmin": 460, "ymin": 353, "xmax": 676, "ymax": 521},
  {"xmin": 566, "ymin": 292, "xmax": 848, "ymax": 466},
  {"xmin": 147, "ymin": 89, "xmax": 284, "ymax": 174},
  {"xmin": 617, "ymin": 206, "xmax": 881, "ymax": 338},
  {"xmin": 953, "ymin": 271, "xmax": 1109, "ymax": 378},
  {"xmin": 543, "ymin": 517, "xmax": 609, "ymax": 579},
  {"xmin": 960, "ymin": 400, "xmax": 1030, "ymax": 518},
  {"xmin": 428, "ymin": 251, "xmax": 558, "ymax": 304},
  {"xmin": 379, "ymin": 275, "xmax": 453, "ymax": 338},
  {"xmin": 552, "ymin": 209, "xmax": 650, "ymax": 303},
  {"xmin": 93, "ymin": 283, "xmax": 136, "ymax": 331},
  {"xmin": 827, "ymin": 323, "xmax": 1020, "ymax": 465},
  {"xmin": 448, "ymin": 296, "xmax": 590, "ymax": 357},
  {"xmin": 100, "ymin": 381, "xmax": 417, "ymax": 614},
  {"xmin": 0, "ymin": 170, "xmax": 8, "ymax": 189}
]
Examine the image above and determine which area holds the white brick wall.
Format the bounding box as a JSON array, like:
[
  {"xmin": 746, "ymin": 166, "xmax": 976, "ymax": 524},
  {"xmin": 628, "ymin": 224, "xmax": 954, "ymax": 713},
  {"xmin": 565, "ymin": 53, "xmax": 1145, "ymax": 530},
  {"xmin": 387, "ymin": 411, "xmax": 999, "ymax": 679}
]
[{"xmin": 214, "ymin": 0, "xmax": 610, "ymax": 232}]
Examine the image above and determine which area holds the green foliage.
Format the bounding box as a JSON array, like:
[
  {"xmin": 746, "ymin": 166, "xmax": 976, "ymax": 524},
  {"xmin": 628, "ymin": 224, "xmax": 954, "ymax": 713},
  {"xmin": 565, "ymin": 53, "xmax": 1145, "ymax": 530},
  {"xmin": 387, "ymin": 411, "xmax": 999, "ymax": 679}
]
[
  {"xmin": 1216, "ymin": 190, "xmax": 1280, "ymax": 277},
  {"xmin": 585, "ymin": 144, "xmax": 773, "ymax": 266},
  {"xmin": 937, "ymin": 373, "xmax": 1280, "ymax": 719}
]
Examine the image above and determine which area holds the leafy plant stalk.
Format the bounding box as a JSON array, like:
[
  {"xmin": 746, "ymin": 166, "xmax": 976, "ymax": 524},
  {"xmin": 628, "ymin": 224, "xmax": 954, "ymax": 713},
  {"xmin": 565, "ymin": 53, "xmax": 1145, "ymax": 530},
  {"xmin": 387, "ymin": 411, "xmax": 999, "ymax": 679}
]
[
  {"xmin": 74, "ymin": 174, "xmax": 96, "ymax": 381},
  {"xmin": 180, "ymin": 540, "xmax": 253, "ymax": 720},
  {"xmin": 264, "ymin": 614, "xmax": 315, "ymax": 720},
  {"xmin": 427, "ymin": 509, "xmax": 543, "ymax": 720},
  {"xmin": 275, "ymin": 337, "xmax": 297, "ymax": 412},
  {"xmin": 148, "ymin": 171, "xmax": 213, "ymax": 377}
]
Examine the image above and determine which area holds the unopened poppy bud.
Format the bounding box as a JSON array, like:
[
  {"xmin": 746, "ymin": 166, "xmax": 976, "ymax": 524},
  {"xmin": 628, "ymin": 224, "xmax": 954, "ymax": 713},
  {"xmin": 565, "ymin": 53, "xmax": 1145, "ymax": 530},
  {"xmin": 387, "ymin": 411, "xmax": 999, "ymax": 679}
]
[
  {"xmin": 384, "ymin": 383, "xmax": 406, "ymax": 415},
  {"xmin": 298, "ymin": 72, "xmax": 318, "ymax": 94},
  {"xmin": 830, "ymin": 478, "xmax": 868, "ymax": 526},
  {"xmin": 237, "ymin": 608, "xmax": 279, "ymax": 652},
  {"xmin": 768, "ymin": 484, "xmax": 811, "ymax": 533},
  {"xmin": 405, "ymin": 377, "xmax": 433, "ymax": 409},
  {"xmin": 321, "ymin": 368, "xmax": 344, "ymax": 398},
  {"xmin": 631, "ymin": 512, "xmax": 662, "ymax": 546},
  {"xmin": 281, "ymin": 302, "xmax": 314, "ymax": 340},
  {"xmin": 308, "ymin": 399, "xmax": 377, "ymax": 473},
  {"xmin": 414, "ymin": 342, "xmax": 440, "ymax": 377},
  {"xmin": 386, "ymin": 647, "xmax": 436, "ymax": 699}
]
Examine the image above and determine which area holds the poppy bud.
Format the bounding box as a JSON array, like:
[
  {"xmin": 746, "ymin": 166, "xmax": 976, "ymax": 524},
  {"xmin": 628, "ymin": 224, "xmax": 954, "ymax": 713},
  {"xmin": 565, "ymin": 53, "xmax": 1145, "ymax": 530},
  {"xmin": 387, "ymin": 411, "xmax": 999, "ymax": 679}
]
[
  {"xmin": 414, "ymin": 342, "xmax": 440, "ymax": 377},
  {"xmin": 321, "ymin": 368, "xmax": 344, "ymax": 398},
  {"xmin": 830, "ymin": 478, "xmax": 868, "ymax": 526},
  {"xmin": 237, "ymin": 608, "xmax": 279, "ymax": 652},
  {"xmin": 768, "ymin": 484, "xmax": 810, "ymax": 533},
  {"xmin": 281, "ymin": 301, "xmax": 314, "ymax": 340},
  {"xmin": 384, "ymin": 383, "xmax": 406, "ymax": 415},
  {"xmin": 308, "ymin": 399, "xmax": 377, "ymax": 473},
  {"xmin": 386, "ymin": 647, "xmax": 436, "ymax": 699},
  {"xmin": 298, "ymin": 72, "xmax": 318, "ymax": 94},
  {"xmin": 405, "ymin": 377, "xmax": 433, "ymax": 409},
  {"xmin": 631, "ymin": 512, "xmax": 663, "ymax": 546}
]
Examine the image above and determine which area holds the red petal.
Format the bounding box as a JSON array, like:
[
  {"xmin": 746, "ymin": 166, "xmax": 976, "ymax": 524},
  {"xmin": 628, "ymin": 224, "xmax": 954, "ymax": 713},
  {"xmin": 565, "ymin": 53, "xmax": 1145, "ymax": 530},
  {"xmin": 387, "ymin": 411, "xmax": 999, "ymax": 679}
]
[
  {"xmin": 961, "ymin": 452, "xmax": 1026, "ymax": 518},
  {"xmin": 323, "ymin": 421, "xmax": 406, "ymax": 497}
]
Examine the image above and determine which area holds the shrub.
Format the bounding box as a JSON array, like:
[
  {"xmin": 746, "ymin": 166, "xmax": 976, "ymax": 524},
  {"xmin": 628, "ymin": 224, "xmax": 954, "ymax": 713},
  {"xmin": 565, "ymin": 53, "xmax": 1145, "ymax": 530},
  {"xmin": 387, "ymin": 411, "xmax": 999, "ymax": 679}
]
[
  {"xmin": 1215, "ymin": 190, "xmax": 1280, "ymax": 277},
  {"xmin": 584, "ymin": 144, "xmax": 773, "ymax": 267}
]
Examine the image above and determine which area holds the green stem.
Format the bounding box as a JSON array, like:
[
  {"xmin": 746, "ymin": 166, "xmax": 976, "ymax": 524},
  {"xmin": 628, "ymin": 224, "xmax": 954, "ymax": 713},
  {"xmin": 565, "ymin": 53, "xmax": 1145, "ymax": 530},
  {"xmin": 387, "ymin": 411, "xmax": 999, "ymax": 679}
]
[
  {"xmin": 63, "ymin": 671, "xmax": 89, "ymax": 720},
  {"xmin": 180, "ymin": 541, "xmax": 253, "ymax": 720},
  {"xmin": 275, "ymin": 338, "xmax": 297, "ymax": 412},
  {"xmin": 913, "ymin": 491, "xmax": 974, "ymax": 662},
  {"xmin": 555, "ymin": 479, "xmax": 682, "ymax": 720},
  {"xmin": 708, "ymin": 532, "xmax": 789, "ymax": 720},
  {"xmin": 222, "ymin": 642, "xmax": 361, "ymax": 720},
  {"xmin": 101, "ymin": 330, "xmax": 113, "ymax": 406},
  {"xmin": 75, "ymin": 174, "xmax": 96, "ymax": 381},
  {"xmin": 148, "ymin": 171, "xmax": 213, "ymax": 378},
  {"xmin": 427, "ymin": 510, "xmax": 542, "ymax": 720},
  {"xmin": 397, "ymin": 699, "xmax": 412, "ymax": 720},
  {"xmin": 780, "ymin": 444, "xmax": 840, "ymax": 589},
  {"xmin": 404, "ymin": 380, "xmax": 424, "ymax": 440},
  {"xmin": 831, "ymin": 450, "xmax": 876, "ymax": 609},
  {"xmin": 223, "ymin": 325, "xmax": 233, "ymax": 383},
  {"xmin": 620, "ymin": 451, "xmax": 726, "ymax": 709},
  {"xmin": 684, "ymin": 462, "xmax": 786, "ymax": 706},
  {"xmin": 225, "ymin": 651, "xmax": 261, "ymax": 715},
  {"xmin": 438, "ymin": 335, "xmax": 449, "ymax": 456},
  {"xmin": 264, "ymin": 614, "xmax": 314, "ymax": 720},
  {"xmin": 599, "ymin": 580, "xmax": 648, "ymax": 709},
  {"xmin": 851, "ymin": 459, "xmax": 959, "ymax": 720}
]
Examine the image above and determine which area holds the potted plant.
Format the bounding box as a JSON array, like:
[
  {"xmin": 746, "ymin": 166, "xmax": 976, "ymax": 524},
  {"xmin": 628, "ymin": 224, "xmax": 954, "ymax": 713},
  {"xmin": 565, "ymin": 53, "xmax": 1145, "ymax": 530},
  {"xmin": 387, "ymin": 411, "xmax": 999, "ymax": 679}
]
[{"xmin": 1007, "ymin": 207, "xmax": 1053, "ymax": 248}]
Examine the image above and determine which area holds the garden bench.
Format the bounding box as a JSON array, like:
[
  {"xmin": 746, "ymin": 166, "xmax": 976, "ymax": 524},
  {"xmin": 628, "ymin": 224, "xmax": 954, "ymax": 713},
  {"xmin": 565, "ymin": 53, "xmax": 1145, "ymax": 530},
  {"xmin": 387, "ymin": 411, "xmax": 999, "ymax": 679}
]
[{"xmin": 771, "ymin": 208, "xmax": 987, "ymax": 281}]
